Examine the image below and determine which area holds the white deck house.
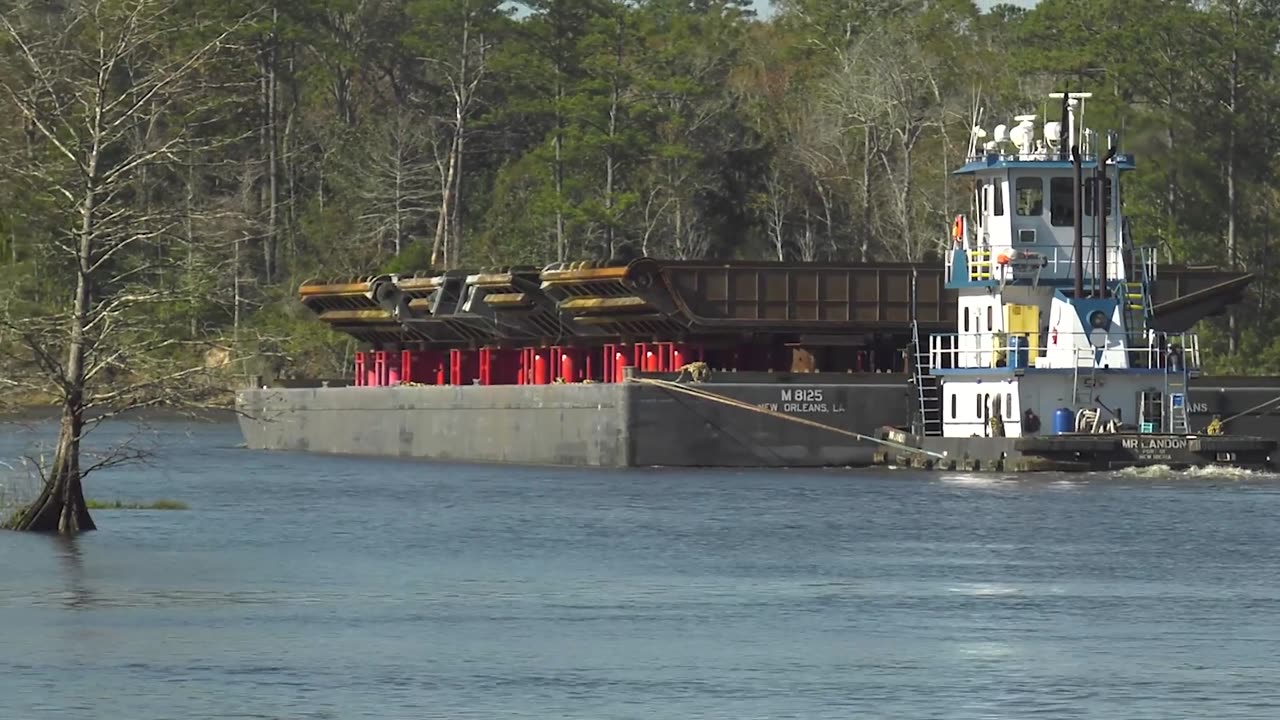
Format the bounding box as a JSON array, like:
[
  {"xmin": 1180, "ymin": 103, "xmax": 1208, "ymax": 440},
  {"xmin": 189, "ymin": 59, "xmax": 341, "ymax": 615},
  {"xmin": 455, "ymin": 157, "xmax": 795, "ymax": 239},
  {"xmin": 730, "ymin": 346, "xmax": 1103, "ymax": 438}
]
[{"xmin": 914, "ymin": 95, "xmax": 1196, "ymax": 440}]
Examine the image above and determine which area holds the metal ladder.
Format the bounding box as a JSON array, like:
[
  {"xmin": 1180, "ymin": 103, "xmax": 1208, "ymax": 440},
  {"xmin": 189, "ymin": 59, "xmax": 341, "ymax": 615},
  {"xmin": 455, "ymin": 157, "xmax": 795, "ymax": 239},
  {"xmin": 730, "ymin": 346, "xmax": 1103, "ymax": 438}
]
[
  {"xmin": 1071, "ymin": 349, "xmax": 1096, "ymax": 410},
  {"xmin": 910, "ymin": 321, "xmax": 943, "ymax": 437},
  {"xmin": 1123, "ymin": 243, "xmax": 1157, "ymax": 355},
  {"xmin": 968, "ymin": 247, "xmax": 992, "ymax": 282},
  {"xmin": 1164, "ymin": 333, "xmax": 1190, "ymax": 434},
  {"xmin": 1122, "ymin": 280, "xmax": 1145, "ymax": 366}
]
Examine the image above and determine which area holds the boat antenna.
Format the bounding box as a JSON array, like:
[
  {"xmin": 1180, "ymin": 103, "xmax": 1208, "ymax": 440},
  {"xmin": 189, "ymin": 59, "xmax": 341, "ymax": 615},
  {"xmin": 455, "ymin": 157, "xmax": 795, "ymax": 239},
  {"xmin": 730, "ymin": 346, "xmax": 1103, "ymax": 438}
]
[
  {"xmin": 1058, "ymin": 89, "xmax": 1070, "ymax": 161},
  {"xmin": 1072, "ymin": 144, "xmax": 1084, "ymax": 298},
  {"xmin": 1097, "ymin": 133, "xmax": 1119, "ymax": 298}
]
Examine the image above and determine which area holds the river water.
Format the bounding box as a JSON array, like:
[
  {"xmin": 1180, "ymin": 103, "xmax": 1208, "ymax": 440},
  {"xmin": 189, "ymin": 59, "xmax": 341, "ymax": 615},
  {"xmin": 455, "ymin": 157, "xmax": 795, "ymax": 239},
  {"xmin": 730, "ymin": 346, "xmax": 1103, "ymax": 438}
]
[{"xmin": 2, "ymin": 418, "xmax": 1280, "ymax": 719}]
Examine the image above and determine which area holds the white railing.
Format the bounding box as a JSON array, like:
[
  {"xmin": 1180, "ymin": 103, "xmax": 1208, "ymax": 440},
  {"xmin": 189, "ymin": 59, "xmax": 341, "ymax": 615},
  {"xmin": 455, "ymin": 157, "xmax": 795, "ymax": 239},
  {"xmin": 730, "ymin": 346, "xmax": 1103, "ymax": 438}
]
[
  {"xmin": 928, "ymin": 332, "xmax": 1199, "ymax": 371},
  {"xmin": 929, "ymin": 332, "xmax": 1039, "ymax": 370},
  {"xmin": 1140, "ymin": 243, "xmax": 1158, "ymax": 283},
  {"xmin": 964, "ymin": 150, "xmax": 1128, "ymax": 165},
  {"xmin": 958, "ymin": 243, "xmax": 1132, "ymax": 286}
]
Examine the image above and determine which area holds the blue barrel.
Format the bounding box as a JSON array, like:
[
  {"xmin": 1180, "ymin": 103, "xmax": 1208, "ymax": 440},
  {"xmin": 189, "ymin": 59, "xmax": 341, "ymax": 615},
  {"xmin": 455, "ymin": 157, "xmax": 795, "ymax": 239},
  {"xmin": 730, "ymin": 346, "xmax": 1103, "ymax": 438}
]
[
  {"xmin": 1053, "ymin": 407, "xmax": 1075, "ymax": 435},
  {"xmin": 1008, "ymin": 335, "xmax": 1029, "ymax": 369}
]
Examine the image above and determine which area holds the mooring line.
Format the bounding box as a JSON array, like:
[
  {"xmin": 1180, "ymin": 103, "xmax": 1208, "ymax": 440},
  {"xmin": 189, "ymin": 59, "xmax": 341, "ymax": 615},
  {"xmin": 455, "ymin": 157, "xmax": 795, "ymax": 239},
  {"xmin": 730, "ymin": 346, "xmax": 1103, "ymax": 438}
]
[
  {"xmin": 1222, "ymin": 394, "xmax": 1280, "ymax": 426},
  {"xmin": 627, "ymin": 377, "xmax": 945, "ymax": 460}
]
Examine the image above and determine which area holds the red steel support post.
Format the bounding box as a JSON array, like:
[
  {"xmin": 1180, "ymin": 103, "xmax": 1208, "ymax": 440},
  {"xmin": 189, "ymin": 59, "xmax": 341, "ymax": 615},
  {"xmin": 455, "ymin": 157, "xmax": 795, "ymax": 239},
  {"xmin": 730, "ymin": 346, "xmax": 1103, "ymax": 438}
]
[
  {"xmin": 614, "ymin": 346, "xmax": 632, "ymax": 383},
  {"xmin": 388, "ymin": 353, "xmax": 402, "ymax": 385},
  {"xmin": 534, "ymin": 348, "xmax": 550, "ymax": 384},
  {"xmin": 479, "ymin": 348, "xmax": 492, "ymax": 385},
  {"xmin": 400, "ymin": 350, "xmax": 413, "ymax": 384},
  {"xmin": 561, "ymin": 349, "xmax": 576, "ymax": 382}
]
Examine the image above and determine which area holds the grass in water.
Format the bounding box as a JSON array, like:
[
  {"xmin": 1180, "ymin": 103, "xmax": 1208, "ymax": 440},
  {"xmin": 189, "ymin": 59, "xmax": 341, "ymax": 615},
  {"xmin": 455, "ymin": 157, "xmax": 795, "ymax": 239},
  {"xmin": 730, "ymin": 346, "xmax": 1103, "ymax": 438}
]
[{"xmin": 85, "ymin": 499, "xmax": 189, "ymax": 510}]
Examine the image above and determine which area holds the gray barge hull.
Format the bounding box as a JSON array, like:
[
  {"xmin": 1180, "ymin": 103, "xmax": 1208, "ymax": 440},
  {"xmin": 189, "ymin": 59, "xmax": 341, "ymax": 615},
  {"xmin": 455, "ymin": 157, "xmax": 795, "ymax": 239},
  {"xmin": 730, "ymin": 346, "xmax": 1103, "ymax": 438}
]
[
  {"xmin": 235, "ymin": 376, "xmax": 1280, "ymax": 468},
  {"xmin": 235, "ymin": 379, "xmax": 910, "ymax": 468}
]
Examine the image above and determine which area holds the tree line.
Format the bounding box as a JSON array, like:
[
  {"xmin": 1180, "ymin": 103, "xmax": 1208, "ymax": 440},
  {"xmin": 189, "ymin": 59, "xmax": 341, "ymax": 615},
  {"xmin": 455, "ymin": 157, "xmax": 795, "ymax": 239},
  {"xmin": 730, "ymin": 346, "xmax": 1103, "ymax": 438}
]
[{"xmin": 4, "ymin": 0, "xmax": 1278, "ymax": 369}]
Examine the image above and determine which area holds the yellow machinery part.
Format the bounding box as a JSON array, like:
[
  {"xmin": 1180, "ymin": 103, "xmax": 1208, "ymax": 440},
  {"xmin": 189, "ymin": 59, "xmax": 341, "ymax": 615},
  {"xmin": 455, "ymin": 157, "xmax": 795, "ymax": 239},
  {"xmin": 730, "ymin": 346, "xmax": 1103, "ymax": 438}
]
[{"xmin": 1004, "ymin": 303, "xmax": 1041, "ymax": 363}]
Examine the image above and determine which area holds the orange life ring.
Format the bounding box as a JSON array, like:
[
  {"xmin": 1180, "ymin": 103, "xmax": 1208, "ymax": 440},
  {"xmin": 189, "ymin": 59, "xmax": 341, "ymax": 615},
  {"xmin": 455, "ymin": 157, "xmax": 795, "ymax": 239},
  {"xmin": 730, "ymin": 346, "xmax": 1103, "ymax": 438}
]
[
  {"xmin": 952, "ymin": 215, "xmax": 965, "ymax": 243},
  {"xmin": 996, "ymin": 253, "xmax": 1011, "ymax": 265}
]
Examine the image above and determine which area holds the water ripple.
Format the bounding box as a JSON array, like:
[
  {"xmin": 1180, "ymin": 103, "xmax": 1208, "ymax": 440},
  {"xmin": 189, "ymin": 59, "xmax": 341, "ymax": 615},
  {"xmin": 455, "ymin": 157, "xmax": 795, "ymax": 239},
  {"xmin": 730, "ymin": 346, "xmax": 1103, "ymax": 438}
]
[{"xmin": 3, "ymin": 420, "xmax": 1280, "ymax": 719}]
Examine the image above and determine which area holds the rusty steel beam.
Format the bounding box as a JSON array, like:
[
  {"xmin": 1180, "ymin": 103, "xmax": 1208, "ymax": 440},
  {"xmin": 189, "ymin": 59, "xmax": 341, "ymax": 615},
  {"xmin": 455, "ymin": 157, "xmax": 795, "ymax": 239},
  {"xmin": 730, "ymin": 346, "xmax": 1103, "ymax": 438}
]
[
  {"xmin": 294, "ymin": 259, "xmax": 1251, "ymax": 348},
  {"xmin": 622, "ymin": 258, "xmax": 954, "ymax": 332},
  {"xmin": 557, "ymin": 296, "xmax": 650, "ymax": 313}
]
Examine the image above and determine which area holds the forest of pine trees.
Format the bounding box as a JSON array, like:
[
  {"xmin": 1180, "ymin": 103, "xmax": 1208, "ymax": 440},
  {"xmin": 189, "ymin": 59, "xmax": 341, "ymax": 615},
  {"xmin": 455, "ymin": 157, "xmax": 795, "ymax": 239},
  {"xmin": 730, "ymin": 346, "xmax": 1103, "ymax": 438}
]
[{"xmin": 4, "ymin": 0, "xmax": 1280, "ymax": 385}]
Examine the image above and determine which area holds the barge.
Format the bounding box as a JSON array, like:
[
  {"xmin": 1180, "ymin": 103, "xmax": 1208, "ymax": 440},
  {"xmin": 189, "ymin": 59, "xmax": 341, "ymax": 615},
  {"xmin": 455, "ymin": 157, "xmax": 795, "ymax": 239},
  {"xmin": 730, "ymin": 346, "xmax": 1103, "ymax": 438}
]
[{"xmin": 235, "ymin": 95, "xmax": 1280, "ymax": 471}]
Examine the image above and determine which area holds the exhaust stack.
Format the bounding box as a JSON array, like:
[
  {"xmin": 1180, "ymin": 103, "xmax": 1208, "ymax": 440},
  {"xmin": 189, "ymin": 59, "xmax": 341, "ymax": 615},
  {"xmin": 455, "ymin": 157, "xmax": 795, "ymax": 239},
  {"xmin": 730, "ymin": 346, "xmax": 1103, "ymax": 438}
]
[
  {"xmin": 1072, "ymin": 145, "xmax": 1084, "ymax": 298},
  {"xmin": 1096, "ymin": 136, "xmax": 1119, "ymax": 298},
  {"xmin": 1058, "ymin": 91, "xmax": 1070, "ymax": 162}
]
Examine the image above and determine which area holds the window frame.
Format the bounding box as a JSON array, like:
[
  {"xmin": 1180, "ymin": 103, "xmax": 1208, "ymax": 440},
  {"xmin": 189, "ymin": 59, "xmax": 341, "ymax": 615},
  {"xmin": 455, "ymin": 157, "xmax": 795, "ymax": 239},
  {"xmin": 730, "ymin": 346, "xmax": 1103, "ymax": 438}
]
[
  {"xmin": 1015, "ymin": 177, "xmax": 1043, "ymax": 217},
  {"xmin": 1049, "ymin": 177, "xmax": 1074, "ymax": 227}
]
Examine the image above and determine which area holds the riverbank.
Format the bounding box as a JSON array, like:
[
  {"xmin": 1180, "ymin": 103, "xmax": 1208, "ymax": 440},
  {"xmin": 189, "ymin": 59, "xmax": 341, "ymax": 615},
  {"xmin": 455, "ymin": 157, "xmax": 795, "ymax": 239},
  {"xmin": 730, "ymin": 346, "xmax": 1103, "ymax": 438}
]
[
  {"xmin": 2, "ymin": 386, "xmax": 237, "ymax": 419},
  {"xmin": 1, "ymin": 405, "xmax": 237, "ymax": 423}
]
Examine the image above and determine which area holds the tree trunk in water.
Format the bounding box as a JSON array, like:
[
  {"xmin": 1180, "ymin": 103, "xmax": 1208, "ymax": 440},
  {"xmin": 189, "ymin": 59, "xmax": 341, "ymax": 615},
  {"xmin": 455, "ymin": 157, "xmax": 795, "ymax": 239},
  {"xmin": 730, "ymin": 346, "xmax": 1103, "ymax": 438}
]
[
  {"xmin": 6, "ymin": 405, "xmax": 94, "ymax": 533},
  {"xmin": 9, "ymin": 184, "xmax": 97, "ymax": 534}
]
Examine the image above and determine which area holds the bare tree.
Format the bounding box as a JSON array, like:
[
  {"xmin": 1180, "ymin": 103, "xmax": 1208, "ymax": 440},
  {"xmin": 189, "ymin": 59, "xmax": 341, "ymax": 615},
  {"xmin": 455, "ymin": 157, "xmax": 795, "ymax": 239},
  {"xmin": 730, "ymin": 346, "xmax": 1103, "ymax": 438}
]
[
  {"xmin": 637, "ymin": 178, "xmax": 713, "ymax": 260},
  {"xmin": 0, "ymin": 0, "xmax": 256, "ymax": 534},
  {"xmin": 424, "ymin": 0, "xmax": 496, "ymax": 269},
  {"xmin": 773, "ymin": 100, "xmax": 852, "ymax": 261},
  {"xmin": 755, "ymin": 166, "xmax": 796, "ymax": 261},
  {"xmin": 355, "ymin": 108, "xmax": 441, "ymax": 257},
  {"xmin": 822, "ymin": 23, "xmax": 961, "ymax": 261}
]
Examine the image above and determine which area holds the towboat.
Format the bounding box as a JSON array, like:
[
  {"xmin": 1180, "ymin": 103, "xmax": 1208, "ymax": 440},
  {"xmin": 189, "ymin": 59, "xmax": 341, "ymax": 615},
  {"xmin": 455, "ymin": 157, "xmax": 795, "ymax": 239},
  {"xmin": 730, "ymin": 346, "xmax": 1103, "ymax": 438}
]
[{"xmin": 874, "ymin": 92, "xmax": 1277, "ymax": 472}]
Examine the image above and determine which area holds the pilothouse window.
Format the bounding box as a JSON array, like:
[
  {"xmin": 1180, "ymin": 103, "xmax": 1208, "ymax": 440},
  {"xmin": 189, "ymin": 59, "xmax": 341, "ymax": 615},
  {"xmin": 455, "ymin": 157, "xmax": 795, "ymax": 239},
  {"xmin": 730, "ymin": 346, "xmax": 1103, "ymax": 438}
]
[
  {"xmin": 993, "ymin": 180, "xmax": 1004, "ymax": 216},
  {"xmin": 1050, "ymin": 177, "xmax": 1074, "ymax": 226},
  {"xmin": 1015, "ymin": 177, "xmax": 1042, "ymax": 216}
]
